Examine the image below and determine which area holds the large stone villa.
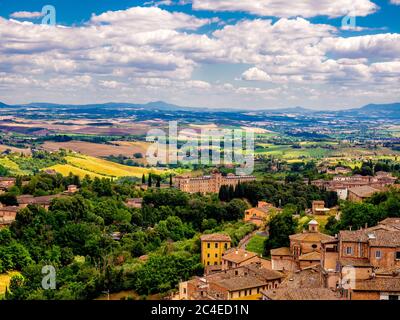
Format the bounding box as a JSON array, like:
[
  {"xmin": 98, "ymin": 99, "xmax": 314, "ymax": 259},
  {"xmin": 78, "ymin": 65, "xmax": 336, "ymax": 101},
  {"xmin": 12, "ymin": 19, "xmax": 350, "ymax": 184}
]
[{"xmin": 174, "ymin": 172, "xmax": 256, "ymax": 194}]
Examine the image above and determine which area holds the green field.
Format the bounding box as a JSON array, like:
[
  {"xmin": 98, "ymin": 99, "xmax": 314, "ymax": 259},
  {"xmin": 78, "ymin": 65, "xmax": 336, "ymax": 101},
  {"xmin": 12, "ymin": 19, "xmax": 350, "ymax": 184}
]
[{"xmin": 246, "ymin": 234, "xmax": 267, "ymax": 256}]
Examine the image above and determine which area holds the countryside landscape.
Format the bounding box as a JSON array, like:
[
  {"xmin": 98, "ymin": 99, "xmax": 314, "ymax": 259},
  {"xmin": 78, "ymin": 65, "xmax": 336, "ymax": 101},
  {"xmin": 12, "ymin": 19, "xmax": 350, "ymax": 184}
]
[{"xmin": 1, "ymin": 0, "xmax": 400, "ymax": 312}]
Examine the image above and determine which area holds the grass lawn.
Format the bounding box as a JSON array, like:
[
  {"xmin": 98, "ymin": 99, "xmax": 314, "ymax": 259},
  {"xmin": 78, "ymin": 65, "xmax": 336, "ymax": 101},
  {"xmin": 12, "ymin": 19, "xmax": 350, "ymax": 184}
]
[{"xmin": 246, "ymin": 234, "xmax": 267, "ymax": 256}]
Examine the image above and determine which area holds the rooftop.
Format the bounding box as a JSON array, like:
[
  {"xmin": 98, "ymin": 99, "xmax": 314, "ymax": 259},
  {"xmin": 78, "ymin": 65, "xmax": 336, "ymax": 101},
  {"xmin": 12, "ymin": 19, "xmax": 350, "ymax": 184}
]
[
  {"xmin": 348, "ymin": 185, "xmax": 380, "ymax": 198},
  {"xmin": 200, "ymin": 233, "xmax": 231, "ymax": 242},
  {"xmin": 298, "ymin": 251, "xmax": 321, "ymax": 261},
  {"xmin": 261, "ymin": 288, "xmax": 340, "ymax": 300},
  {"xmin": 222, "ymin": 249, "xmax": 258, "ymax": 264},
  {"xmin": 354, "ymin": 277, "xmax": 400, "ymax": 292},
  {"xmin": 270, "ymin": 247, "xmax": 291, "ymax": 256},
  {"xmin": 290, "ymin": 231, "xmax": 334, "ymax": 242}
]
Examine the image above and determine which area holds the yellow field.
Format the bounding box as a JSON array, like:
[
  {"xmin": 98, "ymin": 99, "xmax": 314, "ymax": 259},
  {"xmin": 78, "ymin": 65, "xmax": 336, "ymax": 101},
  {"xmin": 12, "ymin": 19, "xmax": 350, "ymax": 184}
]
[
  {"xmin": 47, "ymin": 164, "xmax": 105, "ymax": 179},
  {"xmin": 0, "ymin": 157, "xmax": 28, "ymax": 175},
  {"xmin": 48, "ymin": 155, "xmax": 167, "ymax": 179},
  {"xmin": 0, "ymin": 271, "xmax": 20, "ymax": 297}
]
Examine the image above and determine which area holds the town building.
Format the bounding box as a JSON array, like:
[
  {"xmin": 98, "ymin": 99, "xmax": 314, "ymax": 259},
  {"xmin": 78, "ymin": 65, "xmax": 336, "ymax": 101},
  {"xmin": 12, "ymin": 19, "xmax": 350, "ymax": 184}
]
[
  {"xmin": 66, "ymin": 185, "xmax": 78, "ymax": 194},
  {"xmin": 347, "ymin": 185, "xmax": 380, "ymax": 202},
  {"xmin": 125, "ymin": 198, "xmax": 143, "ymax": 209},
  {"xmin": 174, "ymin": 172, "xmax": 256, "ymax": 194},
  {"xmin": 244, "ymin": 201, "xmax": 280, "ymax": 226},
  {"xmin": 17, "ymin": 194, "xmax": 64, "ymax": 210},
  {"xmin": 200, "ymin": 234, "xmax": 232, "ymax": 269},
  {"xmin": 178, "ymin": 263, "xmax": 283, "ymax": 300},
  {"xmin": 221, "ymin": 248, "xmax": 271, "ymax": 271},
  {"xmin": 320, "ymin": 218, "xmax": 400, "ymax": 300},
  {"xmin": 261, "ymin": 266, "xmax": 340, "ymax": 300},
  {"xmin": 312, "ymin": 172, "xmax": 397, "ymax": 201},
  {"xmin": 0, "ymin": 205, "xmax": 18, "ymax": 227},
  {"xmin": 271, "ymin": 220, "xmax": 335, "ymax": 272},
  {"xmin": 0, "ymin": 177, "xmax": 16, "ymax": 192},
  {"xmin": 312, "ymin": 200, "xmax": 330, "ymax": 215}
]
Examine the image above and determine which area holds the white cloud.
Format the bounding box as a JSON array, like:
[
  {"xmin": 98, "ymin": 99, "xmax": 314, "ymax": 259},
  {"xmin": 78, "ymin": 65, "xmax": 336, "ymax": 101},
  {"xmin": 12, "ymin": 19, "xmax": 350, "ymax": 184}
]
[
  {"xmin": 390, "ymin": 0, "xmax": 400, "ymax": 5},
  {"xmin": 10, "ymin": 11, "xmax": 43, "ymax": 19},
  {"xmin": 0, "ymin": 6, "xmax": 400, "ymax": 109},
  {"xmin": 192, "ymin": 0, "xmax": 377, "ymax": 18},
  {"xmin": 242, "ymin": 67, "xmax": 271, "ymax": 81}
]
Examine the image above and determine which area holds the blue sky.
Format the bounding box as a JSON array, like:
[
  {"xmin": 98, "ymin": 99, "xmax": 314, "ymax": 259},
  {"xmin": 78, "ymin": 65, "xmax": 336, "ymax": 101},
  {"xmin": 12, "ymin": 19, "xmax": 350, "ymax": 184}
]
[{"xmin": 0, "ymin": 0, "xmax": 399, "ymax": 109}]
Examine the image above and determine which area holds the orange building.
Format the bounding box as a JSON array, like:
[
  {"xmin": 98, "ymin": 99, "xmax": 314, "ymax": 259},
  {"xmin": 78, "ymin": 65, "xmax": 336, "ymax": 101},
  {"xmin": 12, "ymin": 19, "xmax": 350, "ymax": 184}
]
[{"xmin": 244, "ymin": 201, "xmax": 279, "ymax": 226}]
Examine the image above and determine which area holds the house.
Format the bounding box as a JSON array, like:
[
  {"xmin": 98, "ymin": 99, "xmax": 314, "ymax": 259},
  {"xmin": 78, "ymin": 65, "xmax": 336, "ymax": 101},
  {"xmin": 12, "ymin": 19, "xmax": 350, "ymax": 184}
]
[
  {"xmin": 66, "ymin": 185, "xmax": 78, "ymax": 194},
  {"xmin": 178, "ymin": 263, "xmax": 283, "ymax": 300},
  {"xmin": 347, "ymin": 185, "xmax": 380, "ymax": 202},
  {"xmin": 200, "ymin": 234, "xmax": 231, "ymax": 270},
  {"xmin": 312, "ymin": 200, "xmax": 330, "ymax": 215},
  {"xmin": 0, "ymin": 205, "xmax": 19, "ymax": 227},
  {"xmin": 271, "ymin": 220, "xmax": 335, "ymax": 272},
  {"xmin": 125, "ymin": 198, "xmax": 143, "ymax": 209},
  {"xmin": 261, "ymin": 266, "xmax": 340, "ymax": 300},
  {"xmin": 244, "ymin": 201, "xmax": 280, "ymax": 226},
  {"xmin": 320, "ymin": 219, "xmax": 400, "ymax": 299},
  {"xmin": 17, "ymin": 194, "xmax": 63, "ymax": 210},
  {"xmin": 222, "ymin": 248, "xmax": 269, "ymax": 270},
  {"xmin": 0, "ymin": 177, "xmax": 16, "ymax": 191}
]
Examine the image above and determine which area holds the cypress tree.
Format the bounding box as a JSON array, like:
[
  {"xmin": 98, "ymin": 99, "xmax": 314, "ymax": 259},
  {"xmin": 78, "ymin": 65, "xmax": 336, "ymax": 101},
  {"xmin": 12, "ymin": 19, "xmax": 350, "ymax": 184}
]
[
  {"xmin": 142, "ymin": 174, "xmax": 146, "ymax": 184},
  {"xmin": 148, "ymin": 173, "xmax": 152, "ymax": 187}
]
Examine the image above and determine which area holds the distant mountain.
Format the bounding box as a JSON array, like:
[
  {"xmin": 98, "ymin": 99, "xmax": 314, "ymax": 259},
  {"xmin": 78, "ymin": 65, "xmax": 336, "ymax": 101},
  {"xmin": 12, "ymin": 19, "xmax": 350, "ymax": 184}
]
[{"xmin": 343, "ymin": 102, "xmax": 400, "ymax": 118}]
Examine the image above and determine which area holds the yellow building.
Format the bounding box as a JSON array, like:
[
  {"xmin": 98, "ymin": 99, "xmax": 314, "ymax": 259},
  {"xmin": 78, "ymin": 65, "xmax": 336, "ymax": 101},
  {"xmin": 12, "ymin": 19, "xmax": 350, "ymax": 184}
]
[{"xmin": 200, "ymin": 233, "xmax": 232, "ymax": 267}]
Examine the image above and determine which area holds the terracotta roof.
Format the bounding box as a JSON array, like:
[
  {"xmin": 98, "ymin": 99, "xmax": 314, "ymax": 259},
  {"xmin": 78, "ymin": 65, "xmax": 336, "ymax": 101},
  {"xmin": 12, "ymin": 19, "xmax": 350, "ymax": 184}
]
[
  {"xmin": 379, "ymin": 218, "xmax": 400, "ymax": 230},
  {"xmin": 0, "ymin": 206, "xmax": 19, "ymax": 212},
  {"xmin": 17, "ymin": 194, "xmax": 63, "ymax": 205},
  {"xmin": 290, "ymin": 232, "xmax": 335, "ymax": 242},
  {"xmin": 261, "ymin": 288, "xmax": 340, "ymax": 300},
  {"xmin": 270, "ymin": 247, "xmax": 291, "ymax": 256},
  {"xmin": 340, "ymin": 228, "xmax": 400, "ymax": 247},
  {"xmin": 0, "ymin": 177, "xmax": 16, "ymax": 181},
  {"xmin": 200, "ymin": 233, "xmax": 231, "ymax": 242},
  {"xmin": 215, "ymin": 275, "xmax": 267, "ymax": 292},
  {"xmin": 298, "ymin": 251, "xmax": 321, "ymax": 261},
  {"xmin": 339, "ymin": 258, "xmax": 372, "ymax": 267},
  {"xmin": 348, "ymin": 185, "xmax": 380, "ymax": 198},
  {"xmin": 368, "ymin": 230, "xmax": 400, "ymax": 247},
  {"xmin": 222, "ymin": 249, "xmax": 258, "ymax": 264},
  {"xmin": 354, "ymin": 277, "xmax": 400, "ymax": 292},
  {"xmin": 280, "ymin": 267, "xmax": 322, "ymax": 289}
]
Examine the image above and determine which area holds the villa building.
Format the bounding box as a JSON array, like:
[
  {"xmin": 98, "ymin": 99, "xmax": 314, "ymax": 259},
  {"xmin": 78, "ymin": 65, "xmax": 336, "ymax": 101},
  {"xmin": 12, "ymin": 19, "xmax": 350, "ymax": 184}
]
[
  {"xmin": 244, "ymin": 201, "xmax": 280, "ymax": 226},
  {"xmin": 174, "ymin": 172, "xmax": 256, "ymax": 194}
]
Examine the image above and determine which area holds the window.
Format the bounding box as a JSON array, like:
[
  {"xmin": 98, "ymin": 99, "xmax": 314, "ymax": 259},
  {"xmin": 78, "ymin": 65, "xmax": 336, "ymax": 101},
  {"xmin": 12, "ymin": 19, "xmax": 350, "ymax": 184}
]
[
  {"xmin": 396, "ymin": 252, "xmax": 400, "ymax": 260},
  {"xmin": 207, "ymin": 253, "xmax": 210, "ymax": 258},
  {"xmin": 346, "ymin": 247, "xmax": 353, "ymax": 255},
  {"xmin": 375, "ymin": 250, "xmax": 382, "ymax": 259},
  {"xmin": 312, "ymin": 244, "xmax": 318, "ymax": 249},
  {"xmin": 224, "ymin": 243, "xmax": 228, "ymax": 249},
  {"xmin": 215, "ymin": 243, "xmax": 218, "ymax": 249},
  {"xmin": 215, "ymin": 254, "xmax": 218, "ymax": 258},
  {"xmin": 207, "ymin": 243, "xmax": 210, "ymax": 249},
  {"xmin": 207, "ymin": 262, "xmax": 210, "ymax": 266}
]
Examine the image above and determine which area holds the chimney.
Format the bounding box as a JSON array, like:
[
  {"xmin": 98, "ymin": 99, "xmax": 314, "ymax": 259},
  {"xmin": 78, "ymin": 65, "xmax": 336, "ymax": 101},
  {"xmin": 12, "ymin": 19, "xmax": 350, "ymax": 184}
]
[{"xmin": 365, "ymin": 223, "xmax": 368, "ymax": 229}]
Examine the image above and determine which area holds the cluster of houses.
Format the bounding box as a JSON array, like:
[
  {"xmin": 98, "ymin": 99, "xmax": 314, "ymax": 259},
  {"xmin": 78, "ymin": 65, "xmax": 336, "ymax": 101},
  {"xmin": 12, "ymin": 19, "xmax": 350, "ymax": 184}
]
[
  {"xmin": 177, "ymin": 216, "xmax": 400, "ymax": 300},
  {"xmin": 312, "ymin": 171, "xmax": 397, "ymax": 202},
  {"xmin": 0, "ymin": 179, "xmax": 79, "ymax": 227}
]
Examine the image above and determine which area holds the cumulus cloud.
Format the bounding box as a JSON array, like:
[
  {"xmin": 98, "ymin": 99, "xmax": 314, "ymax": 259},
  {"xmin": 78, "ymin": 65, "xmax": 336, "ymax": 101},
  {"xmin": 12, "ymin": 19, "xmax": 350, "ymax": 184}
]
[
  {"xmin": 242, "ymin": 67, "xmax": 271, "ymax": 81},
  {"xmin": 0, "ymin": 5, "xmax": 399, "ymax": 108},
  {"xmin": 192, "ymin": 0, "xmax": 377, "ymax": 18}
]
